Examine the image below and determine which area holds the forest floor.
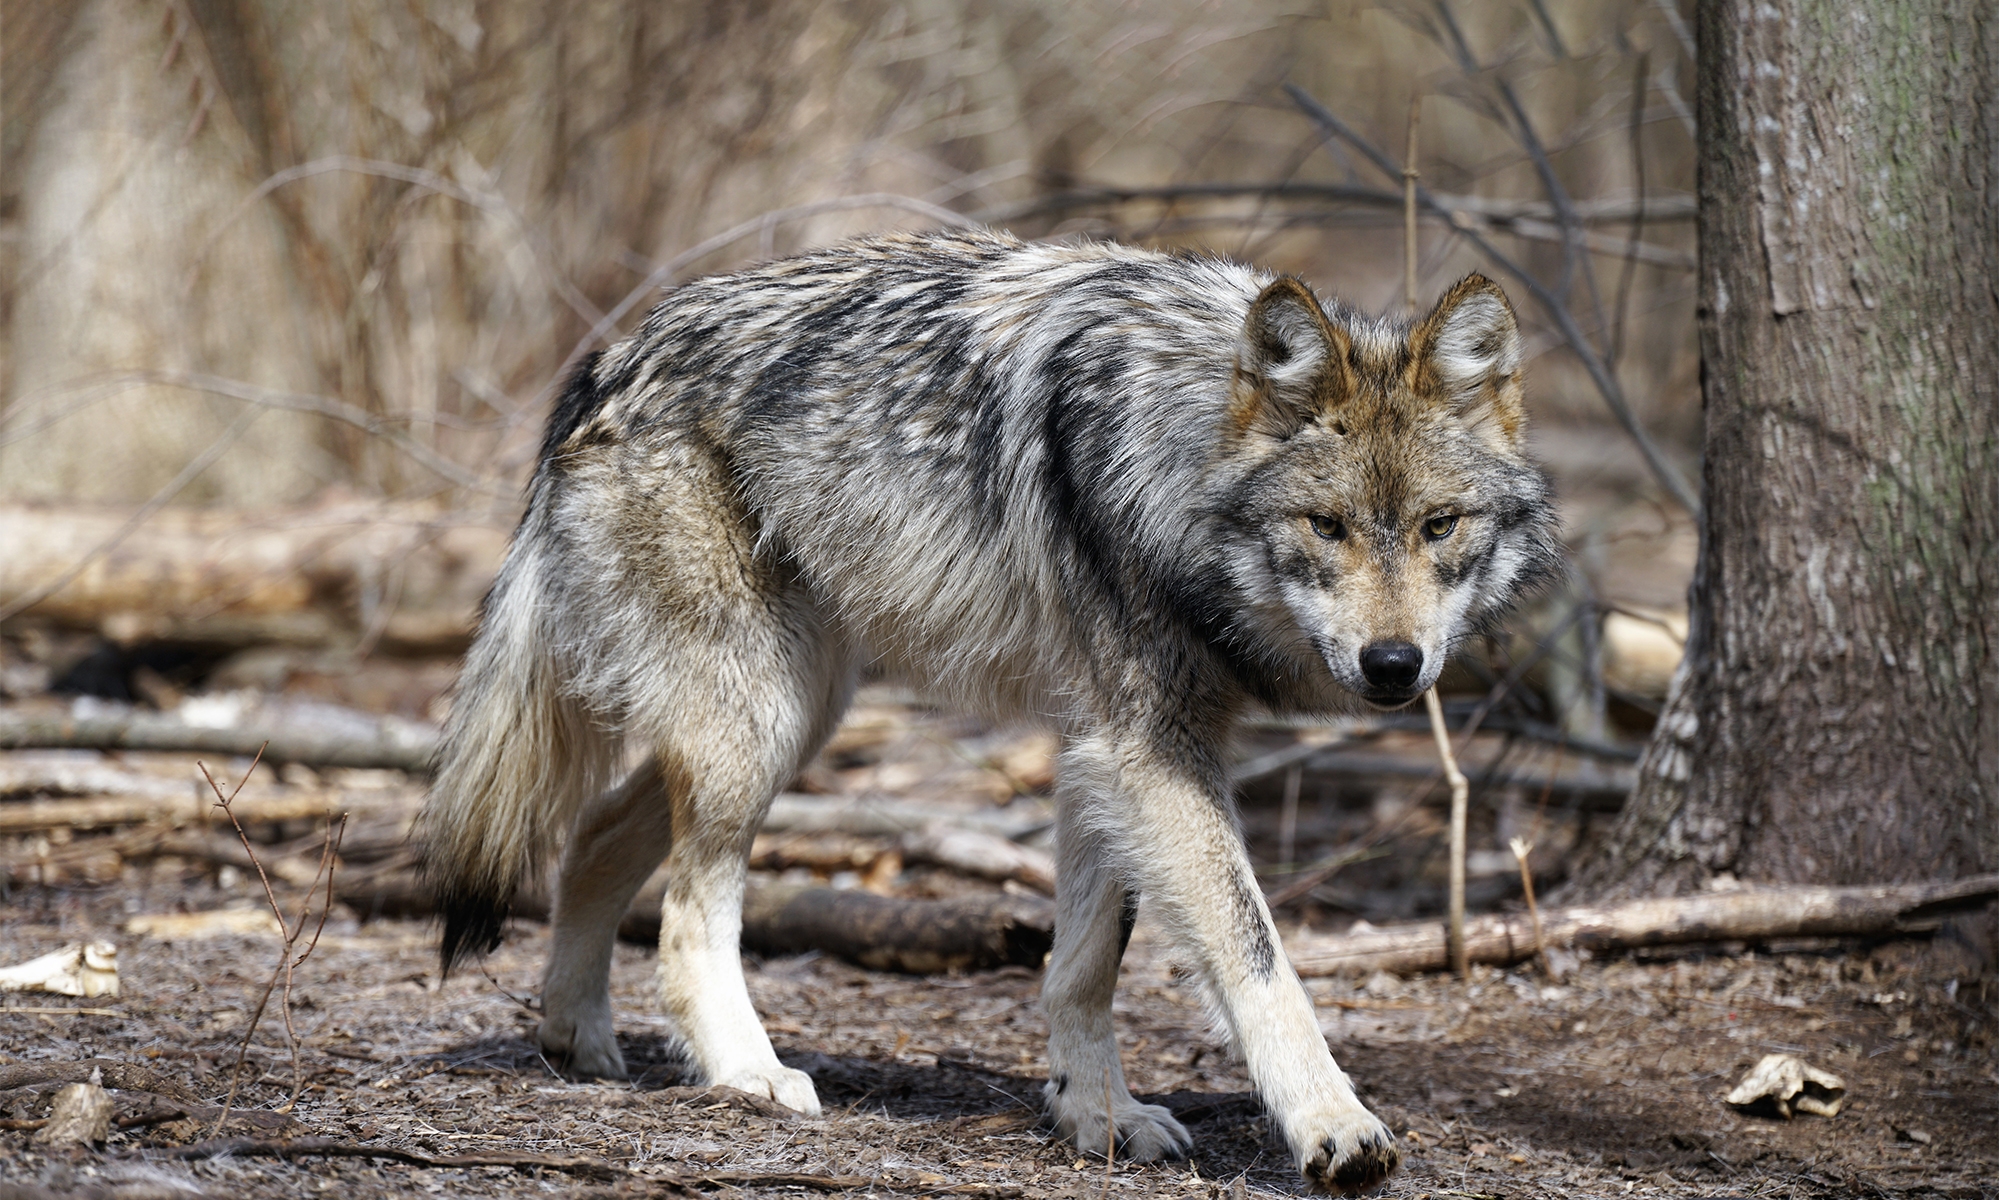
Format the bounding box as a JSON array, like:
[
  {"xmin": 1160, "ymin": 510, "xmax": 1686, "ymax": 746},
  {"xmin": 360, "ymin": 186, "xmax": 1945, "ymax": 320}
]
[{"xmin": 1, "ymin": 682, "xmax": 1994, "ymax": 1200}]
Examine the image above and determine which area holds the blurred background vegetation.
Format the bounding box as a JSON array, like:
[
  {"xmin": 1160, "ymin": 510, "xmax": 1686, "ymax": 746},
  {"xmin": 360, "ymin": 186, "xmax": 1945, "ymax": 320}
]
[{"xmin": 0, "ymin": 0, "xmax": 1700, "ymax": 733}]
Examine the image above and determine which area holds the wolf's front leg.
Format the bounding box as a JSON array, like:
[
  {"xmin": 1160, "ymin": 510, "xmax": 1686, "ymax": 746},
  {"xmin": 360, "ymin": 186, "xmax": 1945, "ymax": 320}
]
[
  {"xmin": 1041, "ymin": 805, "xmax": 1190, "ymax": 1161},
  {"xmin": 1102, "ymin": 737, "xmax": 1400, "ymax": 1195}
]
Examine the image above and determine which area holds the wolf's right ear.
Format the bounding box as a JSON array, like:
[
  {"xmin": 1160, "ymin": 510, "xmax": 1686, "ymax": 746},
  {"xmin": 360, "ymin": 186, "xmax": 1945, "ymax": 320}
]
[{"xmin": 1230, "ymin": 278, "xmax": 1352, "ymax": 439}]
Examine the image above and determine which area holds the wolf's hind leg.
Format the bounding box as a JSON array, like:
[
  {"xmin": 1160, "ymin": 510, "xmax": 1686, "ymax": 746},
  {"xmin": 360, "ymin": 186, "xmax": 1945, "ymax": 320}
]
[
  {"xmin": 646, "ymin": 606, "xmax": 848, "ymax": 1115},
  {"xmin": 653, "ymin": 718, "xmax": 833, "ymax": 1112},
  {"xmin": 539, "ymin": 758, "xmax": 676, "ymax": 1079},
  {"xmin": 1042, "ymin": 802, "xmax": 1191, "ymax": 1161}
]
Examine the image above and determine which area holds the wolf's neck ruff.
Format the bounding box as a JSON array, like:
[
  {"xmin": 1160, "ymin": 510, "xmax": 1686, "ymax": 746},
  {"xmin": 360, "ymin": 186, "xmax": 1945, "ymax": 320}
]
[{"xmin": 421, "ymin": 228, "xmax": 1557, "ymax": 1195}]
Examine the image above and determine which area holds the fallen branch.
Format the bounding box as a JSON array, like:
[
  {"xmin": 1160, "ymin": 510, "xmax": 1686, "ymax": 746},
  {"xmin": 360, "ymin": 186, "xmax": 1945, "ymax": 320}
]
[
  {"xmin": 170, "ymin": 1136, "xmax": 627, "ymax": 1181},
  {"xmin": 898, "ymin": 825, "xmax": 1055, "ymax": 894},
  {"xmin": 0, "ymin": 709, "xmax": 435, "ymax": 773},
  {"xmin": 764, "ymin": 793, "xmax": 1048, "ymax": 841},
  {"xmin": 0, "ymin": 789, "xmax": 355, "ymax": 835},
  {"xmin": 0, "ymin": 942, "xmax": 118, "ymax": 997},
  {"xmin": 1283, "ymin": 746, "xmax": 1634, "ymax": 806},
  {"xmin": 976, "ymin": 179, "xmax": 1695, "ymax": 228},
  {"xmin": 0, "ymin": 1058, "xmax": 203, "ymax": 1106},
  {"xmin": 1286, "ymin": 875, "xmax": 1999, "ymax": 976},
  {"xmin": 0, "ymin": 758, "xmax": 195, "ymax": 802},
  {"xmin": 167, "ymin": 1136, "xmax": 1025, "ymax": 1195}
]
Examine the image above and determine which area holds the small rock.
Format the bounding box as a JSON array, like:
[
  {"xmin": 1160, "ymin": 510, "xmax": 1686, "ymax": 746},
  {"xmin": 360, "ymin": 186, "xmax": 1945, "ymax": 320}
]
[{"xmin": 1541, "ymin": 946, "xmax": 1581, "ymax": 982}]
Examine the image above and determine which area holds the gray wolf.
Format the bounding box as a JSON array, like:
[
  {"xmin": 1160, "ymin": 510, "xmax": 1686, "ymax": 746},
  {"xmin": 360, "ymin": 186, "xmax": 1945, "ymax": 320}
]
[{"xmin": 420, "ymin": 228, "xmax": 1557, "ymax": 1193}]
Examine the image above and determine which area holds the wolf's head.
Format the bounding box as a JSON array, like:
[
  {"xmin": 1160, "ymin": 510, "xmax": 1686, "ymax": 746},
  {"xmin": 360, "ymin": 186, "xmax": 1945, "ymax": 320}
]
[{"xmin": 1220, "ymin": 273, "xmax": 1559, "ymax": 709}]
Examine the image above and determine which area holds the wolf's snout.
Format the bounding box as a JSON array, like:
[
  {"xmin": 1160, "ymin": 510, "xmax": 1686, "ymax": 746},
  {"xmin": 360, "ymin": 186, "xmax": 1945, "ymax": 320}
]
[{"xmin": 1358, "ymin": 641, "xmax": 1423, "ymax": 693}]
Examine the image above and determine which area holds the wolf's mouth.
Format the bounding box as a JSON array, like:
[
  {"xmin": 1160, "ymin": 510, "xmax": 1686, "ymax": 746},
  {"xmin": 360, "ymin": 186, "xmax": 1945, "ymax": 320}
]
[{"xmin": 1358, "ymin": 689, "xmax": 1422, "ymax": 710}]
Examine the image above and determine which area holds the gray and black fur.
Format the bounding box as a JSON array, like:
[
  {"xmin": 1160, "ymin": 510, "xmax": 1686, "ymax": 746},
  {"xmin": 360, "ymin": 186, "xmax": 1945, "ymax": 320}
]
[{"xmin": 422, "ymin": 228, "xmax": 1557, "ymax": 1195}]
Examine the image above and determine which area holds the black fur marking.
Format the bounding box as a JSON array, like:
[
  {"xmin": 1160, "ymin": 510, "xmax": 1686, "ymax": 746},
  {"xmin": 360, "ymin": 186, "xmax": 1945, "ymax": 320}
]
[
  {"xmin": 1116, "ymin": 887, "xmax": 1140, "ymax": 957},
  {"xmin": 1053, "ymin": 1072, "xmax": 1071, "ymax": 1095},
  {"xmin": 539, "ymin": 350, "xmax": 608, "ymax": 465},
  {"xmin": 1435, "ymin": 543, "xmax": 1493, "ymax": 589},
  {"xmin": 1037, "ymin": 329, "xmax": 1135, "ymax": 627},
  {"xmin": 435, "ymin": 877, "xmax": 511, "ymax": 976},
  {"xmin": 1234, "ymin": 877, "xmax": 1277, "ymax": 977}
]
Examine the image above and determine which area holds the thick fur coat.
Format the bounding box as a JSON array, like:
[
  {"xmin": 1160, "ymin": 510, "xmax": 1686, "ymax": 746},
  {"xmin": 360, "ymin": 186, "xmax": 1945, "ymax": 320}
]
[{"xmin": 422, "ymin": 228, "xmax": 1558, "ymax": 1193}]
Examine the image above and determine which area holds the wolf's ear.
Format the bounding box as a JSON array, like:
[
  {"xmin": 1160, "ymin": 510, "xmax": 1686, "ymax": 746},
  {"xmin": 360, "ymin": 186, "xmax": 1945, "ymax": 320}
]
[
  {"xmin": 1410, "ymin": 273, "xmax": 1526, "ymax": 448},
  {"xmin": 1231, "ymin": 277, "xmax": 1352, "ymax": 439}
]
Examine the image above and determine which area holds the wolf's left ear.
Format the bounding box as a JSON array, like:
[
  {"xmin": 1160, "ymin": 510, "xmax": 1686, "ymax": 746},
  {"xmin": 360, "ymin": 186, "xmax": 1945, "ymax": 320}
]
[
  {"xmin": 1230, "ymin": 277, "xmax": 1353, "ymax": 439},
  {"xmin": 1411, "ymin": 274, "xmax": 1527, "ymax": 449}
]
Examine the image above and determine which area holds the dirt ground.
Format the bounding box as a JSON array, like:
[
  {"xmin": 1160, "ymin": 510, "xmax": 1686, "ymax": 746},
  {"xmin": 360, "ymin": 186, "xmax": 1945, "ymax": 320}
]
[
  {"xmin": 1, "ymin": 683, "xmax": 1995, "ymax": 1200},
  {"xmin": 3, "ymin": 849, "xmax": 1995, "ymax": 1198}
]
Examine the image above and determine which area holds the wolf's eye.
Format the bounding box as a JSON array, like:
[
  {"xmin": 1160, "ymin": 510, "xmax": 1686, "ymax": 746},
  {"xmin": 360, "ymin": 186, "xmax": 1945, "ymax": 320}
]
[
  {"xmin": 1423, "ymin": 514, "xmax": 1459, "ymax": 540},
  {"xmin": 1309, "ymin": 514, "xmax": 1347, "ymax": 541}
]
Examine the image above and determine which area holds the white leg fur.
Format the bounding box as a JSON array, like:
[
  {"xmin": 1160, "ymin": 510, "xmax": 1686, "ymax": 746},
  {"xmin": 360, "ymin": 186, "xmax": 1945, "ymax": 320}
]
[
  {"xmin": 1042, "ymin": 799, "xmax": 1190, "ymax": 1161},
  {"xmin": 1091, "ymin": 738, "xmax": 1400, "ymax": 1194},
  {"xmin": 641, "ymin": 614, "xmax": 848, "ymax": 1116},
  {"xmin": 539, "ymin": 758, "xmax": 677, "ymax": 1079},
  {"xmin": 655, "ymin": 755, "xmax": 822, "ymax": 1114}
]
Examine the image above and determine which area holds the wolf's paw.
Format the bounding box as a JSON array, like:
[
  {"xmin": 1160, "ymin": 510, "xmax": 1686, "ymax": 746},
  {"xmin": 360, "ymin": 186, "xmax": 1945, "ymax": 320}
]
[
  {"xmin": 717, "ymin": 1065, "xmax": 822, "ymax": 1116},
  {"xmin": 1298, "ymin": 1108, "xmax": 1401, "ymax": 1195},
  {"xmin": 1044, "ymin": 1080, "xmax": 1192, "ymax": 1162},
  {"xmin": 538, "ymin": 1012, "xmax": 627, "ymax": 1081}
]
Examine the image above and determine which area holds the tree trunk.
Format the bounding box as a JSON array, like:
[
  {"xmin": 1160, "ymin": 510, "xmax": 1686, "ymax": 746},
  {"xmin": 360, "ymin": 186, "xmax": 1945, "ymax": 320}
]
[{"xmin": 1570, "ymin": 0, "xmax": 1997, "ymax": 898}]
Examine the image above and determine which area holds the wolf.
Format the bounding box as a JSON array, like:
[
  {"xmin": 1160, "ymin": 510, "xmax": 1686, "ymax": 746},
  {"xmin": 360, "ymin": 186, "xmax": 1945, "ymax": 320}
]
[{"xmin": 420, "ymin": 227, "xmax": 1557, "ymax": 1193}]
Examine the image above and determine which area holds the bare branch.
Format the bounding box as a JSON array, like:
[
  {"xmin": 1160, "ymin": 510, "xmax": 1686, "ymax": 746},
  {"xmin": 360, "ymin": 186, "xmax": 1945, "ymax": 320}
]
[
  {"xmin": 979, "ymin": 180, "xmax": 1694, "ymax": 227},
  {"xmin": 1610, "ymin": 53, "xmax": 1654, "ymax": 371},
  {"xmin": 196, "ymin": 155, "xmax": 603, "ymax": 329},
  {"xmin": 197, "ymin": 749, "xmax": 345, "ymax": 1131},
  {"xmin": 1283, "ymin": 83, "xmax": 1701, "ymax": 516}
]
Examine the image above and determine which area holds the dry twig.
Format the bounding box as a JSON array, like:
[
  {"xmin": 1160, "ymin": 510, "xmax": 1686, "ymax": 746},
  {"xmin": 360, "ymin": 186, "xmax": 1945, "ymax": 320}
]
[
  {"xmin": 1423, "ymin": 689, "xmax": 1472, "ymax": 979},
  {"xmin": 1509, "ymin": 835, "xmax": 1549, "ymax": 974},
  {"xmin": 197, "ymin": 748, "xmax": 347, "ymax": 1135}
]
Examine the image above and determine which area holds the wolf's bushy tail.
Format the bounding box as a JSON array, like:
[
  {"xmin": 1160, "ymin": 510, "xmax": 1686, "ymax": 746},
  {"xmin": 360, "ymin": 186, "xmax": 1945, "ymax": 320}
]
[{"xmin": 421, "ymin": 526, "xmax": 617, "ymax": 973}]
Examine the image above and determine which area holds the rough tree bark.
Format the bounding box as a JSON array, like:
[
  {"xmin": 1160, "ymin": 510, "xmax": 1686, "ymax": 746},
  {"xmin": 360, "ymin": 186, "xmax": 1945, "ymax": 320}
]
[{"xmin": 1570, "ymin": 0, "xmax": 1997, "ymax": 898}]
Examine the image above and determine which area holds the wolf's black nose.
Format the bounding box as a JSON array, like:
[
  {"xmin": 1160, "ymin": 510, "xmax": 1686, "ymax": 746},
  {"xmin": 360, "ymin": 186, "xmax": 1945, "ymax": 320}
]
[{"xmin": 1359, "ymin": 641, "xmax": 1423, "ymax": 692}]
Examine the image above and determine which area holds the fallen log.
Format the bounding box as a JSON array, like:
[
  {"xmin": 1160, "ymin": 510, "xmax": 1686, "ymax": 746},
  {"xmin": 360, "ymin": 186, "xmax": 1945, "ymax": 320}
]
[
  {"xmin": 1286, "ymin": 875, "xmax": 1999, "ymax": 976},
  {"xmin": 321, "ymin": 861, "xmax": 1054, "ymax": 975},
  {"xmin": 0, "ymin": 502, "xmax": 504, "ymax": 653},
  {"xmin": 738, "ymin": 884, "xmax": 1053, "ymax": 974}
]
